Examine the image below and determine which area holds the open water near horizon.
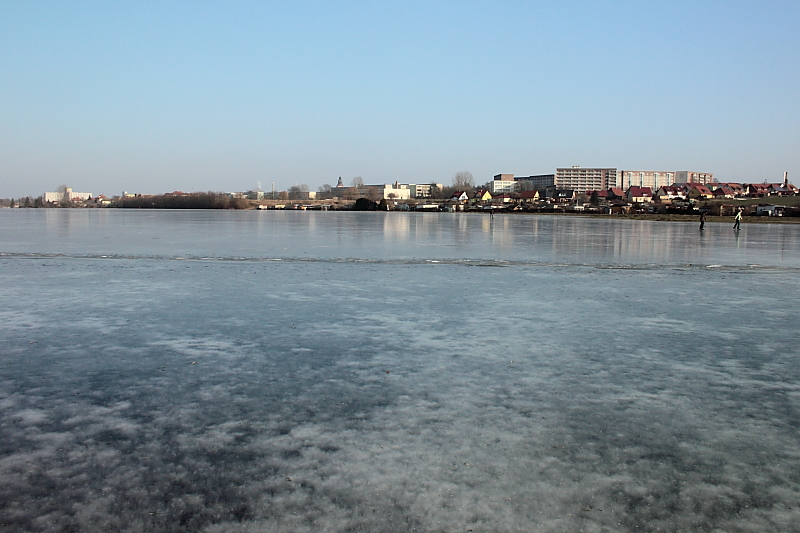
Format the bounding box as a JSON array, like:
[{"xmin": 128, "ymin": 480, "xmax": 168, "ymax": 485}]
[{"xmin": 1, "ymin": 209, "xmax": 799, "ymax": 532}]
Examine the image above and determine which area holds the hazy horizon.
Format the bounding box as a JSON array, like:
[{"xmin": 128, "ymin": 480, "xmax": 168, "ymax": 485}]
[{"xmin": 2, "ymin": 1, "xmax": 799, "ymax": 199}]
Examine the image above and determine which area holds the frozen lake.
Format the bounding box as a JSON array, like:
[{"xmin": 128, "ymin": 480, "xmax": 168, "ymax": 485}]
[{"xmin": 2, "ymin": 209, "xmax": 799, "ymax": 532}]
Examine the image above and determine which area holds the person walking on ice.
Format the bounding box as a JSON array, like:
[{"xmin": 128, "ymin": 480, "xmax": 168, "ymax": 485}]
[
  {"xmin": 733, "ymin": 209, "xmax": 742, "ymax": 230},
  {"xmin": 699, "ymin": 211, "xmax": 706, "ymax": 231}
]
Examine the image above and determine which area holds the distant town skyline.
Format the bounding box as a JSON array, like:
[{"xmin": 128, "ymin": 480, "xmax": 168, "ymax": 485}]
[{"xmin": 2, "ymin": 1, "xmax": 799, "ymax": 199}]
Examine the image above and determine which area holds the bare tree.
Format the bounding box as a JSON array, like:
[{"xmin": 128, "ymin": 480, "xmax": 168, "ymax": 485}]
[
  {"xmin": 351, "ymin": 177, "xmax": 364, "ymax": 189},
  {"xmin": 56, "ymin": 184, "xmax": 70, "ymax": 205},
  {"xmin": 287, "ymin": 184, "xmax": 310, "ymax": 200},
  {"xmin": 316, "ymin": 184, "xmax": 333, "ymax": 200},
  {"xmin": 115, "ymin": 192, "xmax": 250, "ymax": 209},
  {"xmin": 365, "ymin": 186, "xmax": 382, "ymax": 202},
  {"xmin": 437, "ymin": 186, "xmax": 456, "ymax": 200},
  {"xmin": 427, "ymin": 182, "xmax": 446, "ymax": 199},
  {"xmin": 453, "ymin": 171, "xmax": 475, "ymax": 191}
]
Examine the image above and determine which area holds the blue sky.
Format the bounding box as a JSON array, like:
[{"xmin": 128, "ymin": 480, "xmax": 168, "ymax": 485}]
[{"xmin": 1, "ymin": 0, "xmax": 799, "ymax": 197}]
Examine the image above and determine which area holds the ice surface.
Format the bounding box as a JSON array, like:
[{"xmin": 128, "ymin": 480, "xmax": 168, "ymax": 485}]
[{"xmin": 1, "ymin": 210, "xmax": 799, "ymax": 532}]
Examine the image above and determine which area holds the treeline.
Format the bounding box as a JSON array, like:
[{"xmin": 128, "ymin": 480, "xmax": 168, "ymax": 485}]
[
  {"xmin": 117, "ymin": 192, "xmax": 250, "ymax": 209},
  {"xmin": 1, "ymin": 197, "xmax": 43, "ymax": 208}
]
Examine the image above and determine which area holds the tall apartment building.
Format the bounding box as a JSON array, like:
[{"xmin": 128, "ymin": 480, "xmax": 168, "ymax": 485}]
[
  {"xmin": 620, "ymin": 171, "xmax": 675, "ymax": 190},
  {"xmin": 620, "ymin": 170, "xmax": 713, "ymax": 189},
  {"xmin": 674, "ymin": 171, "xmax": 713, "ymax": 185},
  {"xmin": 555, "ymin": 167, "xmax": 618, "ymax": 191}
]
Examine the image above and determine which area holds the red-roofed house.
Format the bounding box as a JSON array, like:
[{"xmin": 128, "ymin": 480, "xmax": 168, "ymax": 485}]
[
  {"xmin": 687, "ymin": 185, "xmax": 713, "ymax": 199},
  {"xmin": 747, "ymin": 183, "xmax": 770, "ymax": 197},
  {"xmin": 715, "ymin": 183, "xmax": 746, "ymax": 196},
  {"xmin": 627, "ymin": 186, "xmax": 653, "ymax": 203},
  {"xmin": 654, "ymin": 185, "xmax": 687, "ymax": 201},
  {"xmin": 767, "ymin": 183, "xmax": 796, "ymax": 196},
  {"xmin": 607, "ymin": 188, "xmax": 625, "ymax": 200},
  {"xmin": 492, "ymin": 193, "xmax": 515, "ymax": 204},
  {"xmin": 712, "ymin": 185, "xmax": 736, "ymax": 199},
  {"xmin": 473, "ymin": 189, "xmax": 492, "ymax": 201}
]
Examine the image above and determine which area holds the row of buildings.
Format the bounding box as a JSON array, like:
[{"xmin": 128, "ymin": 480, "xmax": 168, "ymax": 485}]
[
  {"xmin": 489, "ymin": 167, "xmax": 714, "ymax": 195},
  {"xmin": 331, "ymin": 178, "xmax": 444, "ymax": 200},
  {"xmin": 37, "ymin": 168, "xmax": 791, "ymax": 206},
  {"xmin": 326, "ymin": 168, "xmax": 716, "ymax": 201},
  {"xmin": 42, "ymin": 187, "xmax": 93, "ymax": 203},
  {"xmin": 455, "ymin": 176, "xmax": 796, "ymax": 208},
  {"xmin": 592, "ymin": 180, "xmax": 797, "ymax": 205},
  {"xmin": 325, "ymin": 168, "xmax": 714, "ymax": 201}
]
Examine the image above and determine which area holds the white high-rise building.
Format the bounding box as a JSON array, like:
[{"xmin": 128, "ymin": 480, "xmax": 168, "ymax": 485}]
[
  {"xmin": 620, "ymin": 171, "xmax": 713, "ymax": 189},
  {"xmin": 555, "ymin": 167, "xmax": 618, "ymax": 190},
  {"xmin": 43, "ymin": 187, "xmax": 92, "ymax": 203}
]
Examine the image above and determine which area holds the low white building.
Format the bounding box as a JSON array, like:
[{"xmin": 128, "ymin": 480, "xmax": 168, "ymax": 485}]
[
  {"xmin": 490, "ymin": 174, "xmax": 519, "ymax": 194},
  {"xmin": 406, "ymin": 183, "xmax": 443, "ymax": 198},
  {"xmin": 381, "ymin": 183, "xmax": 411, "ymax": 200}
]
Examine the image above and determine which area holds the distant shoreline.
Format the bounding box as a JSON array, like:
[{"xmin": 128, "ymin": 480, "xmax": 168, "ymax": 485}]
[{"xmin": 3, "ymin": 206, "xmax": 798, "ymax": 224}]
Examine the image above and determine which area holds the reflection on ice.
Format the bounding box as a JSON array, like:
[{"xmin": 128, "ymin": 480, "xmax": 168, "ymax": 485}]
[{"xmin": 2, "ymin": 209, "xmax": 800, "ymax": 268}]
